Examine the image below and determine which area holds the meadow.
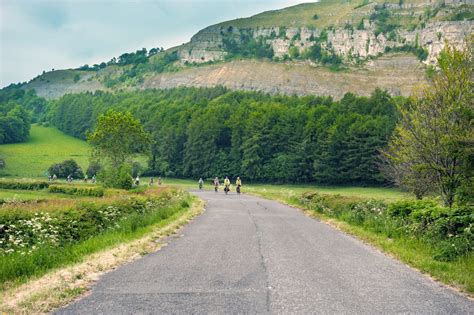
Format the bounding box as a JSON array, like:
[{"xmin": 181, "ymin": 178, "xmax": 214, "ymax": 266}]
[
  {"xmin": 163, "ymin": 178, "xmax": 410, "ymax": 202},
  {"xmin": 0, "ymin": 181, "xmax": 194, "ymax": 290},
  {"xmin": 0, "ymin": 124, "xmax": 147, "ymax": 179},
  {"xmin": 0, "ymin": 124, "xmax": 90, "ymax": 178}
]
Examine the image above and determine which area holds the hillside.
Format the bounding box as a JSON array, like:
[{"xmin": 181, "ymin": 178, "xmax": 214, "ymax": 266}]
[
  {"xmin": 0, "ymin": 125, "xmax": 90, "ymax": 178},
  {"xmin": 20, "ymin": 0, "xmax": 474, "ymax": 99}
]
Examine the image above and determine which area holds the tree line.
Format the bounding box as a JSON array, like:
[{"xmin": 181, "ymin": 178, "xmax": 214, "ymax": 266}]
[{"xmin": 46, "ymin": 87, "xmax": 399, "ymax": 185}]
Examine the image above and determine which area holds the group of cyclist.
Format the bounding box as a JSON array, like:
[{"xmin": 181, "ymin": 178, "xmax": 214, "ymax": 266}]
[{"xmin": 198, "ymin": 176, "xmax": 242, "ymax": 194}]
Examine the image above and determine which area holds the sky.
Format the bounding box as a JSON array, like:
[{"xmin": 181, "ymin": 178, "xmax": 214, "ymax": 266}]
[{"xmin": 0, "ymin": 0, "xmax": 306, "ymax": 88}]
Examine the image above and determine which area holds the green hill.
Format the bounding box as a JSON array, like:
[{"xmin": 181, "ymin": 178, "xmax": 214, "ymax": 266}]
[
  {"xmin": 214, "ymin": 0, "xmax": 461, "ymax": 28},
  {"xmin": 0, "ymin": 125, "xmax": 91, "ymax": 178}
]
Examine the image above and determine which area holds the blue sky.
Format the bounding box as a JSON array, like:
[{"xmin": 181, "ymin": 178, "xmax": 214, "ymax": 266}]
[{"xmin": 0, "ymin": 0, "xmax": 304, "ymax": 87}]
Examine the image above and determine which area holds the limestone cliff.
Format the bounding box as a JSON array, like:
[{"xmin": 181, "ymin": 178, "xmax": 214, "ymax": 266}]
[{"xmin": 178, "ymin": 0, "xmax": 473, "ymax": 65}]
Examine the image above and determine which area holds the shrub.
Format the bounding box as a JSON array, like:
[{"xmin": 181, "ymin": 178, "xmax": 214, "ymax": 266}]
[
  {"xmin": 0, "ymin": 189, "xmax": 191, "ymax": 284},
  {"xmin": 118, "ymin": 164, "xmax": 134, "ymax": 190},
  {"xmin": 86, "ymin": 161, "xmax": 102, "ymax": 177},
  {"xmin": 299, "ymin": 193, "xmax": 473, "ymax": 261},
  {"xmin": 99, "ymin": 163, "xmax": 133, "ymax": 190},
  {"xmin": 48, "ymin": 159, "xmax": 84, "ymax": 179}
]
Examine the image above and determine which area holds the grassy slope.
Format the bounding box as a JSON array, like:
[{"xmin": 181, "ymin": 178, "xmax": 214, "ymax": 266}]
[
  {"xmin": 214, "ymin": 0, "xmax": 429, "ymax": 29},
  {"xmin": 0, "ymin": 125, "xmax": 91, "ymax": 178}
]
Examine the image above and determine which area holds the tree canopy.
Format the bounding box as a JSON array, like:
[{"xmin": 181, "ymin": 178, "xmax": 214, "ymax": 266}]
[
  {"xmin": 49, "ymin": 87, "xmax": 398, "ymax": 185},
  {"xmin": 384, "ymin": 40, "xmax": 473, "ymax": 207},
  {"xmin": 88, "ymin": 110, "xmax": 150, "ymax": 168}
]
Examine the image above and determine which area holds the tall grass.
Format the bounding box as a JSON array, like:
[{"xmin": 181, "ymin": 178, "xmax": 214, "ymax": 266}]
[{"xmin": 0, "ymin": 192, "xmax": 193, "ymax": 289}]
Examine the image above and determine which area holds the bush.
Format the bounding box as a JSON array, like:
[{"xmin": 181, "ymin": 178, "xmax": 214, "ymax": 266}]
[
  {"xmin": 86, "ymin": 161, "xmax": 102, "ymax": 177},
  {"xmin": 99, "ymin": 163, "xmax": 133, "ymax": 190},
  {"xmin": 48, "ymin": 184, "xmax": 105, "ymax": 197},
  {"xmin": 48, "ymin": 159, "xmax": 84, "ymax": 179},
  {"xmin": 299, "ymin": 193, "xmax": 473, "ymax": 261},
  {"xmin": 131, "ymin": 161, "xmax": 143, "ymax": 178},
  {"xmin": 118, "ymin": 164, "xmax": 134, "ymax": 189},
  {"xmin": 0, "ymin": 180, "xmax": 50, "ymax": 190}
]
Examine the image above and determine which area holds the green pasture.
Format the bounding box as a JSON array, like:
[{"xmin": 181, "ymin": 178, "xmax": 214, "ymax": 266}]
[
  {"xmin": 0, "ymin": 125, "xmax": 90, "ymax": 178},
  {"xmin": 0, "ymin": 189, "xmax": 86, "ymax": 202},
  {"xmin": 0, "ymin": 124, "xmax": 147, "ymax": 178}
]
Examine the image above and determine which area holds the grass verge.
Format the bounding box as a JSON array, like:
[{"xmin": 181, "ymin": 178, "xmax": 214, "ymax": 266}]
[{"xmin": 0, "ymin": 196, "xmax": 204, "ymax": 313}]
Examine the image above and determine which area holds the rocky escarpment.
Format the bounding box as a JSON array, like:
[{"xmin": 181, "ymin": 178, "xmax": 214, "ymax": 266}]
[
  {"xmin": 178, "ymin": 1, "xmax": 473, "ymax": 65},
  {"xmin": 143, "ymin": 54, "xmax": 425, "ymax": 99}
]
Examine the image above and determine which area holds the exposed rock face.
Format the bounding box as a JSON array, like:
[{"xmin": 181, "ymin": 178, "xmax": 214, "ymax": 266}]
[
  {"xmin": 144, "ymin": 54, "xmax": 425, "ymax": 99},
  {"xmin": 178, "ymin": 26, "xmax": 227, "ymax": 63},
  {"xmin": 178, "ymin": 3, "xmax": 473, "ymax": 65},
  {"xmin": 29, "ymin": 54, "xmax": 425, "ymax": 100},
  {"xmin": 400, "ymin": 21, "xmax": 473, "ymax": 64}
]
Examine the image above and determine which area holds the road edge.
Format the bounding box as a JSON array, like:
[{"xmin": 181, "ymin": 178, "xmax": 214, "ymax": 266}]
[
  {"xmin": 245, "ymin": 191, "xmax": 474, "ymax": 301},
  {"xmin": 1, "ymin": 197, "xmax": 206, "ymax": 314}
]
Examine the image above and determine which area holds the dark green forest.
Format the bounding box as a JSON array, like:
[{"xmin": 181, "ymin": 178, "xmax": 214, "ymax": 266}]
[
  {"xmin": 43, "ymin": 87, "xmax": 399, "ymax": 184},
  {"xmin": 0, "ymin": 84, "xmax": 47, "ymax": 144}
]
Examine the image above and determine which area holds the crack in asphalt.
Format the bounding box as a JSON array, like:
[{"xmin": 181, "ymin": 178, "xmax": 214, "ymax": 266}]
[{"xmin": 243, "ymin": 200, "xmax": 272, "ymax": 313}]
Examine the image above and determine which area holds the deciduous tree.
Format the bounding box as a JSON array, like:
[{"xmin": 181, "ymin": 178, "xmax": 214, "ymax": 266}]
[{"xmin": 384, "ymin": 40, "xmax": 473, "ymax": 206}]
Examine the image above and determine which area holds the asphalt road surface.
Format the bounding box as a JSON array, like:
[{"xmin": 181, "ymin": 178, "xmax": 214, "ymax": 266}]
[{"xmin": 58, "ymin": 190, "xmax": 473, "ymax": 314}]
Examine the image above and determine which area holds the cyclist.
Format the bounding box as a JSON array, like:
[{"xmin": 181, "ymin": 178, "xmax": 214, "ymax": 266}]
[
  {"xmin": 198, "ymin": 178, "xmax": 204, "ymax": 190},
  {"xmin": 224, "ymin": 176, "xmax": 230, "ymax": 194},
  {"xmin": 236, "ymin": 177, "xmax": 242, "ymax": 194},
  {"xmin": 213, "ymin": 177, "xmax": 220, "ymax": 192}
]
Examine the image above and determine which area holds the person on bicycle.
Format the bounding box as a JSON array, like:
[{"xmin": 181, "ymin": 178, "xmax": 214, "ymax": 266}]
[
  {"xmin": 224, "ymin": 176, "xmax": 230, "ymax": 193},
  {"xmin": 236, "ymin": 177, "xmax": 242, "ymax": 194},
  {"xmin": 213, "ymin": 177, "xmax": 220, "ymax": 192},
  {"xmin": 198, "ymin": 178, "xmax": 204, "ymax": 190}
]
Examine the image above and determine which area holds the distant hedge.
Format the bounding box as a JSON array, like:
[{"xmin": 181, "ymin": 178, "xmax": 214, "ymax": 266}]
[
  {"xmin": 0, "ymin": 180, "xmax": 50, "ymax": 190},
  {"xmin": 48, "ymin": 184, "xmax": 105, "ymax": 197}
]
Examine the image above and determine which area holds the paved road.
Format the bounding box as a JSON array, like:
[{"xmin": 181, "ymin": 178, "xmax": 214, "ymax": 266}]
[{"xmin": 58, "ymin": 191, "xmax": 473, "ymax": 314}]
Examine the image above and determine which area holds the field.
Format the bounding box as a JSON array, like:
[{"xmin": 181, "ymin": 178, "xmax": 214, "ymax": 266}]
[
  {"xmin": 215, "ymin": 0, "xmax": 429, "ymax": 29},
  {"xmin": 0, "ymin": 124, "xmax": 147, "ymax": 178},
  {"xmin": 163, "ymin": 178, "xmax": 411, "ymax": 202},
  {"xmin": 0, "ymin": 125, "xmax": 91, "ymax": 178},
  {"xmin": 0, "ymin": 181, "xmax": 195, "ymax": 289}
]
